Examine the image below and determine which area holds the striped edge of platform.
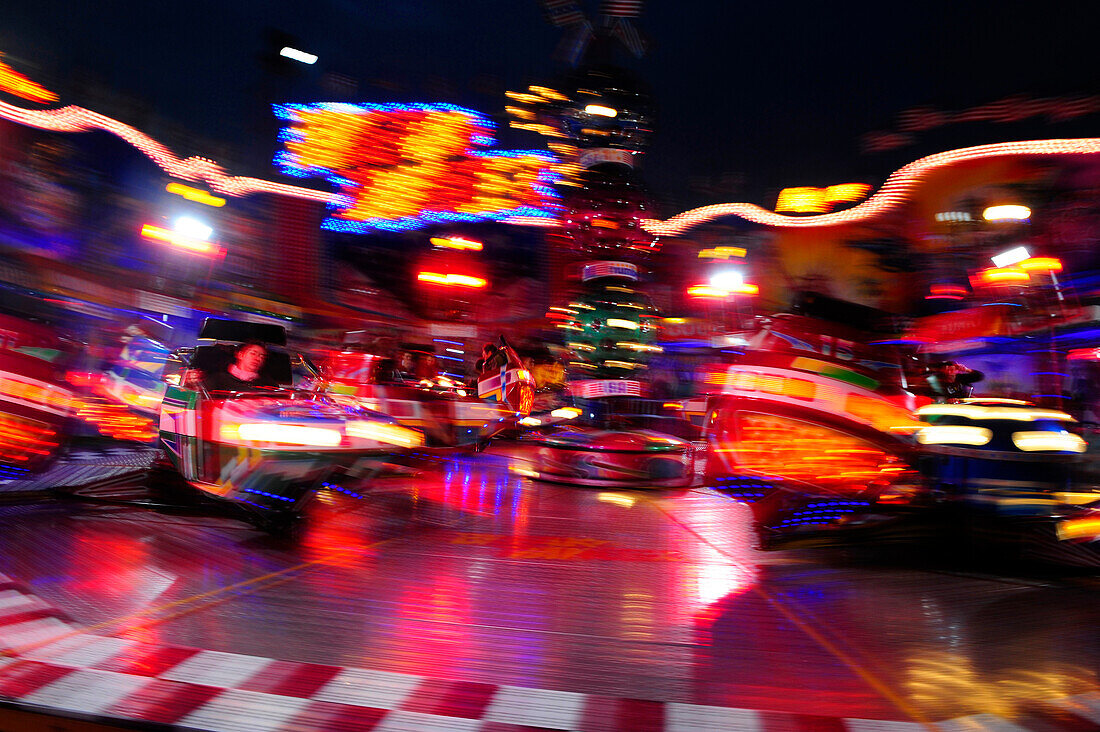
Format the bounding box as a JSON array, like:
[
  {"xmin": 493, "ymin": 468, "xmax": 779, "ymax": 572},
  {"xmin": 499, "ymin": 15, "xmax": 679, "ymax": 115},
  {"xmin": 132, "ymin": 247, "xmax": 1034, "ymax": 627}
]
[{"xmin": 2, "ymin": 573, "xmax": 1098, "ymax": 731}]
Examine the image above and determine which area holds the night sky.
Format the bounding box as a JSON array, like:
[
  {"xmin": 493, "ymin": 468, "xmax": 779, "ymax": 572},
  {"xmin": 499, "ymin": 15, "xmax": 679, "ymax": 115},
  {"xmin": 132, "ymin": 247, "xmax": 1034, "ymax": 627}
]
[{"xmin": 3, "ymin": 1, "xmax": 1096, "ymax": 214}]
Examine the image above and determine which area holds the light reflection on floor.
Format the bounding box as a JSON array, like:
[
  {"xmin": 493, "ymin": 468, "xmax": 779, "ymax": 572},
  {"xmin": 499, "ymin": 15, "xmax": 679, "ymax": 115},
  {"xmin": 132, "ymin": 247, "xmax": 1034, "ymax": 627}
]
[{"xmin": 0, "ymin": 443, "xmax": 1098, "ymax": 723}]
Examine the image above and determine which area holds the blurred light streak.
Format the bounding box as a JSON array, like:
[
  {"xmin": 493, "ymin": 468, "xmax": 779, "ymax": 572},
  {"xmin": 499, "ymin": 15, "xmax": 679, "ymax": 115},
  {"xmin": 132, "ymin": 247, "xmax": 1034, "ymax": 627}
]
[
  {"xmin": 417, "ymin": 272, "xmax": 487, "ymax": 288},
  {"xmin": 140, "ymin": 224, "xmax": 220, "ymax": 255},
  {"xmin": 698, "ymin": 246, "xmax": 746, "ymax": 259},
  {"xmin": 643, "ymin": 138, "xmax": 1100, "ymax": 234},
  {"xmin": 915, "ymin": 425, "xmax": 993, "ymax": 446},
  {"xmin": 430, "ymin": 236, "xmax": 483, "ymax": 251},
  {"xmin": 983, "ymin": 204, "xmax": 1031, "ymax": 221},
  {"xmin": 1011, "ymin": 431, "xmax": 1086, "ymax": 452},
  {"xmin": 0, "ymin": 55, "xmax": 58, "ymax": 103},
  {"xmin": 584, "ymin": 104, "xmax": 617, "ymax": 117},
  {"xmin": 991, "ymin": 246, "xmax": 1031, "ymax": 267},
  {"xmin": 274, "ymin": 102, "xmax": 559, "ymax": 232},
  {"xmin": 0, "ymin": 100, "xmax": 335, "ymax": 202},
  {"xmin": 1018, "ymin": 257, "xmax": 1062, "ymax": 272},
  {"xmin": 165, "ymin": 182, "xmax": 226, "ymax": 207},
  {"xmin": 279, "ymin": 47, "xmax": 318, "ymax": 65}
]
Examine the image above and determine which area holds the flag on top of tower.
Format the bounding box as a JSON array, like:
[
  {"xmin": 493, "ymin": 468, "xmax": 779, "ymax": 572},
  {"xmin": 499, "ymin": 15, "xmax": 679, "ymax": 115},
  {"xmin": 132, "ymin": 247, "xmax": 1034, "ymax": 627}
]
[
  {"xmin": 542, "ymin": 0, "xmax": 586, "ymax": 26},
  {"xmin": 599, "ymin": 0, "xmax": 644, "ymax": 17}
]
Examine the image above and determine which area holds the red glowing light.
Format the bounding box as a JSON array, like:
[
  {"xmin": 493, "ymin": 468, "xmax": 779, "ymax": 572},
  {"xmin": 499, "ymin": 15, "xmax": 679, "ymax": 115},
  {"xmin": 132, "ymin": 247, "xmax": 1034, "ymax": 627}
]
[
  {"xmin": 417, "ymin": 271, "xmax": 487, "ymax": 288},
  {"xmin": 688, "ymin": 283, "xmax": 759, "ymax": 297}
]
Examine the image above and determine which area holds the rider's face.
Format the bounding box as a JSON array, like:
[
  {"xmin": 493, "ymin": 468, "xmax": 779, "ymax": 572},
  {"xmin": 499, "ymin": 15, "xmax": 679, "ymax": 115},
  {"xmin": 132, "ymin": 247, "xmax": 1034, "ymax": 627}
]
[{"xmin": 237, "ymin": 345, "xmax": 266, "ymax": 373}]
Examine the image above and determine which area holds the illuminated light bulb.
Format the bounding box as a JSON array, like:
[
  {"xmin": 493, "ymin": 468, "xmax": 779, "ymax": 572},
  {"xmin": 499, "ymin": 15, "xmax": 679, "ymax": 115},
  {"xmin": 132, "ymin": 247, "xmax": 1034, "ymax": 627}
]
[
  {"xmin": 174, "ymin": 216, "xmax": 213, "ymax": 241},
  {"xmin": 824, "ymin": 183, "xmax": 872, "ymax": 203},
  {"xmin": 430, "ymin": 236, "xmax": 483, "ymax": 251},
  {"xmin": 1011, "ymin": 431, "xmax": 1086, "ymax": 453},
  {"xmin": 584, "ymin": 104, "xmax": 618, "ymax": 118},
  {"xmin": 710, "ymin": 271, "xmax": 743, "ymax": 291},
  {"xmin": 775, "ymin": 187, "xmax": 829, "ymax": 213},
  {"xmin": 687, "ymin": 285, "xmax": 728, "ymax": 298},
  {"xmin": 606, "ymin": 319, "xmax": 639, "ymax": 330},
  {"xmin": 233, "ymin": 423, "xmax": 342, "ymax": 446},
  {"xmin": 1018, "ymin": 257, "xmax": 1062, "ymax": 272},
  {"xmin": 698, "ymin": 246, "xmax": 747, "ymax": 259},
  {"xmin": 991, "ymin": 246, "xmax": 1031, "ymax": 267},
  {"xmin": 417, "ymin": 271, "xmax": 487, "ymax": 288},
  {"xmin": 980, "ymin": 268, "xmax": 1029, "ymax": 284},
  {"xmin": 983, "ymin": 204, "xmax": 1031, "ymax": 222},
  {"xmin": 279, "ymin": 47, "xmax": 318, "ymax": 65},
  {"xmin": 165, "ymin": 182, "xmax": 226, "ymax": 207},
  {"xmin": 916, "ymin": 425, "xmax": 993, "ymax": 446},
  {"xmin": 140, "ymin": 224, "xmax": 220, "ymax": 255}
]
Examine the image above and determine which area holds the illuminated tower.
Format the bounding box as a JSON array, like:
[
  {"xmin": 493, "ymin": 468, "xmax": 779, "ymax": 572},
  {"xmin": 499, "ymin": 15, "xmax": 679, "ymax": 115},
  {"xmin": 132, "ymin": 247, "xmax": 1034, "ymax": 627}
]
[{"xmin": 508, "ymin": 45, "xmax": 662, "ymax": 400}]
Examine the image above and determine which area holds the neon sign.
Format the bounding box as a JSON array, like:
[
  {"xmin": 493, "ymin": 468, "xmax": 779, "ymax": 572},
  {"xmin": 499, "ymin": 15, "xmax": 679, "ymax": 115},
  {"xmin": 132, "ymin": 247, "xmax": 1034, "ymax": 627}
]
[{"xmin": 275, "ymin": 102, "xmax": 560, "ymax": 232}]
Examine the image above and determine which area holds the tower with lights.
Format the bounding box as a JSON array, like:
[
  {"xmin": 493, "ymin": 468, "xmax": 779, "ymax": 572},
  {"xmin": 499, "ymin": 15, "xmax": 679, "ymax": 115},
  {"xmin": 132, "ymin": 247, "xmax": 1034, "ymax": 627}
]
[{"xmin": 509, "ymin": 10, "xmax": 662, "ymax": 403}]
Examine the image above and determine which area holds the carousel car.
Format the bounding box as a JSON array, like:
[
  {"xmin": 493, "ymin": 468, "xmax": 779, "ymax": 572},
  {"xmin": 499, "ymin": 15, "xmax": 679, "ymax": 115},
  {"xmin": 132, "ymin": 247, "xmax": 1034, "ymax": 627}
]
[
  {"xmin": 912, "ymin": 398, "xmax": 1100, "ymax": 565},
  {"xmin": 99, "ymin": 321, "xmax": 173, "ymax": 416},
  {"xmin": 156, "ymin": 318, "xmax": 423, "ymax": 533},
  {"xmin": 0, "ymin": 311, "xmax": 74, "ymax": 480},
  {"xmin": 319, "ymin": 335, "xmax": 534, "ymax": 448}
]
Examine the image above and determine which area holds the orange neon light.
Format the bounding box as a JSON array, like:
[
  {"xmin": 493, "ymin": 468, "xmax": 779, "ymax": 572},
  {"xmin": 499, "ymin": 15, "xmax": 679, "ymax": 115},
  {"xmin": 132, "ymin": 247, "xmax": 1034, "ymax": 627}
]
[
  {"xmin": 140, "ymin": 224, "xmax": 220, "ymax": 255},
  {"xmin": 430, "ymin": 236, "xmax": 483, "ymax": 251},
  {"xmin": 0, "ymin": 55, "xmax": 58, "ymax": 104},
  {"xmin": 775, "ymin": 187, "xmax": 830, "ymax": 214},
  {"xmin": 417, "ymin": 271, "xmax": 487, "ymax": 288},
  {"xmin": 689, "ymin": 283, "xmax": 759, "ymax": 297},
  {"xmin": 824, "ymin": 183, "xmax": 872, "ymax": 202},
  {"xmin": 698, "ymin": 246, "xmax": 747, "ymax": 259},
  {"xmin": 1018, "ymin": 257, "xmax": 1062, "ymax": 272},
  {"xmin": 165, "ymin": 182, "xmax": 226, "ymax": 207},
  {"xmin": 980, "ymin": 267, "xmax": 1030, "ymax": 284},
  {"xmin": 722, "ymin": 412, "xmax": 913, "ymax": 490},
  {"xmin": 688, "ymin": 285, "xmax": 728, "ymax": 298}
]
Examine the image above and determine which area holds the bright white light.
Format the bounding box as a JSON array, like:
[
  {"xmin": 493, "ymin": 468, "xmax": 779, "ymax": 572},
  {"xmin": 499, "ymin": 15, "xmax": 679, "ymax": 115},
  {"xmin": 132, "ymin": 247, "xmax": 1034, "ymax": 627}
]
[
  {"xmin": 280, "ymin": 47, "xmax": 318, "ymax": 65},
  {"xmin": 519, "ymin": 416, "xmax": 542, "ymax": 426},
  {"xmin": 710, "ymin": 271, "xmax": 743, "ymax": 291},
  {"xmin": 983, "ymin": 204, "xmax": 1031, "ymax": 222},
  {"xmin": 235, "ymin": 423, "xmax": 341, "ymax": 446},
  {"xmin": 550, "ymin": 407, "xmax": 582, "ymax": 419},
  {"xmin": 174, "ymin": 216, "xmax": 213, "ymax": 241},
  {"xmin": 584, "ymin": 104, "xmax": 617, "ymax": 118},
  {"xmin": 991, "ymin": 246, "xmax": 1031, "ymax": 268},
  {"xmin": 1012, "ymin": 431, "xmax": 1087, "ymax": 453},
  {"xmin": 916, "ymin": 425, "xmax": 992, "ymax": 446}
]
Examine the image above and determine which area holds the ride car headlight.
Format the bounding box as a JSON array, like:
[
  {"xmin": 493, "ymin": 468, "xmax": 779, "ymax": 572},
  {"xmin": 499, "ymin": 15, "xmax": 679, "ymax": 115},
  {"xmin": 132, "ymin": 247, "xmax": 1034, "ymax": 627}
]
[
  {"xmin": 346, "ymin": 420, "xmax": 423, "ymax": 448},
  {"xmin": 1011, "ymin": 430, "xmax": 1087, "ymax": 453},
  {"xmin": 519, "ymin": 416, "xmax": 542, "ymax": 426},
  {"xmin": 551, "ymin": 407, "xmax": 582, "ymax": 419},
  {"xmin": 916, "ymin": 425, "xmax": 992, "ymax": 446},
  {"xmin": 229, "ymin": 423, "xmax": 342, "ymax": 446}
]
